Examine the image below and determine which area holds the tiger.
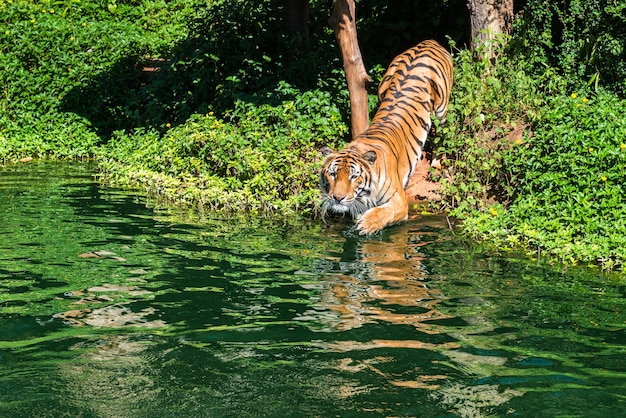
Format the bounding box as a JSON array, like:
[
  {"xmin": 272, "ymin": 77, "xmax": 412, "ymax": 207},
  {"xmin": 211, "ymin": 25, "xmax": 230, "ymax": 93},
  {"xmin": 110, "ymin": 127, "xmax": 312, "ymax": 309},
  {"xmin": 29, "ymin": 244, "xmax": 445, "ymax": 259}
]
[{"xmin": 320, "ymin": 39, "xmax": 453, "ymax": 235}]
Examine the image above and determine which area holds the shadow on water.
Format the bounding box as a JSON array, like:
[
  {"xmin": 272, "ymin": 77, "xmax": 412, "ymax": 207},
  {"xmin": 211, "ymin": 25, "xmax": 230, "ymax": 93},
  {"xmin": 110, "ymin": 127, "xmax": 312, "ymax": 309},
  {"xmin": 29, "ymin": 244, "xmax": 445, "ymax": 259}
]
[{"xmin": 0, "ymin": 162, "xmax": 625, "ymax": 417}]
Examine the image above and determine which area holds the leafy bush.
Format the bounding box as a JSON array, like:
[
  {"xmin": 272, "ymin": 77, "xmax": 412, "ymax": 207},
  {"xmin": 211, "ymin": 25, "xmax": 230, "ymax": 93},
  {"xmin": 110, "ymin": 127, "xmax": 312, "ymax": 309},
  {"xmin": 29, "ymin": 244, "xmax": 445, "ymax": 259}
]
[
  {"xmin": 68, "ymin": 0, "xmax": 344, "ymax": 137},
  {"xmin": 99, "ymin": 82, "xmax": 348, "ymax": 214},
  {"xmin": 511, "ymin": 0, "xmax": 626, "ymax": 96},
  {"xmin": 0, "ymin": 0, "xmax": 197, "ymax": 161},
  {"xmin": 430, "ymin": 38, "xmax": 626, "ymax": 270},
  {"xmin": 462, "ymin": 91, "xmax": 626, "ymax": 270},
  {"xmin": 430, "ymin": 38, "xmax": 549, "ymax": 213}
]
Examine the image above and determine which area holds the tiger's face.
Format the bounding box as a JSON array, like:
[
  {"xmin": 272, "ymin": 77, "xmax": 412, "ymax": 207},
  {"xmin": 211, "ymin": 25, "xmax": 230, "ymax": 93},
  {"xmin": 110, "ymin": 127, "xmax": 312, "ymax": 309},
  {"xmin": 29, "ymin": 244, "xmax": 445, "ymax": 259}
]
[{"xmin": 319, "ymin": 146, "xmax": 378, "ymax": 219}]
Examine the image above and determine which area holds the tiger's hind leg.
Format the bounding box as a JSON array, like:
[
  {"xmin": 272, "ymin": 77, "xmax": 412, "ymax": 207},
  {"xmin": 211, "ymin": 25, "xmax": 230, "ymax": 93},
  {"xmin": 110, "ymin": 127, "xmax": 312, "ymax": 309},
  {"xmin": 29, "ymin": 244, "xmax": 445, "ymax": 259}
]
[
  {"xmin": 429, "ymin": 106, "xmax": 449, "ymax": 137},
  {"xmin": 429, "ymin": 120, "xmax": 437, "ymax": 137},
  {"xmin": 434, "ymin": 104, "xmax": 449, "ymax": 127},
  {"xmin": 356, "ymin": 190, "xmax": 408, "ymax": 235}
]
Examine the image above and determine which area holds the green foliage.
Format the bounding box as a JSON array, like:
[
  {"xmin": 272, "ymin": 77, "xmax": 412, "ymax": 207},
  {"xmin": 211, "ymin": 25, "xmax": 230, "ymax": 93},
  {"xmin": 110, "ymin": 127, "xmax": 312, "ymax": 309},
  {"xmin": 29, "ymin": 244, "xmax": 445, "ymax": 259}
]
[
  {"xmin": 0, "ymin": 0, "xmax": 197, "ymax": 161},
  {"xmin": 99, "ymin": 82, "xmax": 348, "ymax": 214},
  {"xmin": 511, "ymin": 0, "xmax": 626, "ymax": 95},
  {"xmin": 56, "ymin": 0, "xmax": 345, "ymax": 137},
  {"xmin": 431, "ymin": 38, "xmax": 548, "ymax": 213},
  {"xmin": 463, "ymin": 91, "xmax": 626, "ymax": 270},
  {"xmin": 431, "ymin": 38, "xmax": 626, "ymax": 270}
]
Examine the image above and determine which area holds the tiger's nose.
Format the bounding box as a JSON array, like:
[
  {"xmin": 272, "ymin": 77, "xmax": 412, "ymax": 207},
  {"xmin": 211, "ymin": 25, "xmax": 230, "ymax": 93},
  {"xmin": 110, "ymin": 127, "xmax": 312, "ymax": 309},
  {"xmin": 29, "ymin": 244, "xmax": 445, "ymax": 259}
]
[{"xmin": 331, "ymin": 193, "xmax": 346, "ymax": 203}]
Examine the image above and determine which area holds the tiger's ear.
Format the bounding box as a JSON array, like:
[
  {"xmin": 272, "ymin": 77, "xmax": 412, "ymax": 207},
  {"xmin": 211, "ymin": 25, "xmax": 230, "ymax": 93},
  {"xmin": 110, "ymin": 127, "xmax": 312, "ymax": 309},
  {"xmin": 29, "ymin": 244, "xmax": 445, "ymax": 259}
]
[
  {"xmin": 320, "ymin": 146, "xmax": 335, "ymax": 156},
  {"xmin": 362, "ymin": 150, "xmax": 377, "ymax": 164}
]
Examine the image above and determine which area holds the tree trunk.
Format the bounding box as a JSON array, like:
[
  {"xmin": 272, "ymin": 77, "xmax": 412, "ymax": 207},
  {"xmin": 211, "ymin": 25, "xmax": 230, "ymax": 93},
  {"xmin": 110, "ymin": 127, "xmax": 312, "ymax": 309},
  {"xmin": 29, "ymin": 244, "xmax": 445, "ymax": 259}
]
[
  {"xmin": 329, "ymin": 0, "xmax": 370, "ymax": 138},
  {"xmin": 285, "ymin": 0, "xmax": 310, "ymax": 37},
  {"xmin": 467, "ymin": 0, "xmax": 513, "ymax": 57}
]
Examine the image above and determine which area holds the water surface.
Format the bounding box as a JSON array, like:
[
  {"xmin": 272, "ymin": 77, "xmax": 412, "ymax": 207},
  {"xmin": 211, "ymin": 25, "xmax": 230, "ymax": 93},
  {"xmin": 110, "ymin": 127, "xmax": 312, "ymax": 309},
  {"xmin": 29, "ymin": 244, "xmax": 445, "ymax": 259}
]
[{"xmin": 1, "ymin": 162, "xmax": 624, "ymax": 417}]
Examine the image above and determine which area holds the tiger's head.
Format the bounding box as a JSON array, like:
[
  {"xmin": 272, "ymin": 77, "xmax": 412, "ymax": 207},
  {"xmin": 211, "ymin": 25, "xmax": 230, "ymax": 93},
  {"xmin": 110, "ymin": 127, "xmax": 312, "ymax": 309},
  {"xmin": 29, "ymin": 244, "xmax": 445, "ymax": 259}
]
[{"xmin": 319, "ymin": 145, "xmax": 378, "ymax": 220}]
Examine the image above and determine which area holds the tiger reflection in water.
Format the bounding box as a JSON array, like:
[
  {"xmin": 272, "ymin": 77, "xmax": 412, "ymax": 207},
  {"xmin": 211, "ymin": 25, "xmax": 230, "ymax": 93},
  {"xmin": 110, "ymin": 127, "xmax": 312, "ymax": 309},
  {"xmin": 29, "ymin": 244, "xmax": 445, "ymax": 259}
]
[
  {"xmin": 316, "ymin": 217, "xmax": 454, "ymax": 340},
  {"xmin": 309, "ymin": 218, "xmax": 522, "ymax": 412}
]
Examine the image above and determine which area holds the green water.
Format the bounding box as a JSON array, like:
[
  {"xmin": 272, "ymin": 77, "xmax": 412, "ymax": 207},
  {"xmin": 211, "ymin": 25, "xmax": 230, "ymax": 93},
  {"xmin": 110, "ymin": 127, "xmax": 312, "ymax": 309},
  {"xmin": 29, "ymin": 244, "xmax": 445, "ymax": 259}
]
[{"xmin": 0, "ymin": 162, "xmax": 624, "ymax": 417}]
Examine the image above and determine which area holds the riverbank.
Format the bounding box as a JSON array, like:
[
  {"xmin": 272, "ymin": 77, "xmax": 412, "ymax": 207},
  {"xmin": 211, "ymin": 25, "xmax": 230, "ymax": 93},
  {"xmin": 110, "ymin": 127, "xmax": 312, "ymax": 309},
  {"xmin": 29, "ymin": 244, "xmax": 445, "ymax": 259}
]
[{"xmin": 2, "ymin": 0, "xmax": 626, "ymax": 271}]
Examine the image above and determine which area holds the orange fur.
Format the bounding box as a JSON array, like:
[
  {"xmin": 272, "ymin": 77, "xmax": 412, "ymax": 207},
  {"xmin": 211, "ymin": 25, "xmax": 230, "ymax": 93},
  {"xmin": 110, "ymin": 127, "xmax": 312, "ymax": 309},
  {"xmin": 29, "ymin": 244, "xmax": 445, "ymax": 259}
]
[{"xmin": 320, "ymin": 40, "xmax": 453, "ymax": 234}]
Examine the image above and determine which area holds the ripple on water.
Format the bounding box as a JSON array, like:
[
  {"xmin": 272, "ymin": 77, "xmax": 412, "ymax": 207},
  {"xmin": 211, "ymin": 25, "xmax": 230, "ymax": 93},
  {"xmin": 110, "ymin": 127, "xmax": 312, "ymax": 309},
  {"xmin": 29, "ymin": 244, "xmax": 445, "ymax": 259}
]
[{"xmin": 0, "ymin": 162, "xmax": 625, "ymax": 417}]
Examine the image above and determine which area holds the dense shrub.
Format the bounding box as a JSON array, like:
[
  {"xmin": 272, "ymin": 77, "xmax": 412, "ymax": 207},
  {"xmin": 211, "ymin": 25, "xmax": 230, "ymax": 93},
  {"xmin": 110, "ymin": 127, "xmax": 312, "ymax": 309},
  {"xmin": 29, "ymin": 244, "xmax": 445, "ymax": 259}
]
[
  {"xmin": 99, "ymin": 82, "xmax": 349, "ymax": 214},
  {"xmin": 0, "ymin": 0, "xmax": 197, "ymax": 160},
  {"xmin": 462, "ymin": 91, "xmax": 626, "ymax": 270},
  {"xmin": 60, "ymin": 0, "xmax": 346, "ymax": 138},
  {"xmin": 430, "ymin": 39, "xmax": 549, "ymax": 213},
  {"xmin": 511, "ymin": 0, "xmax": 626, "ymax": 96},
  {"xmin": 431, "ymin": 39, "xmax": 626, "ymax": 270}
]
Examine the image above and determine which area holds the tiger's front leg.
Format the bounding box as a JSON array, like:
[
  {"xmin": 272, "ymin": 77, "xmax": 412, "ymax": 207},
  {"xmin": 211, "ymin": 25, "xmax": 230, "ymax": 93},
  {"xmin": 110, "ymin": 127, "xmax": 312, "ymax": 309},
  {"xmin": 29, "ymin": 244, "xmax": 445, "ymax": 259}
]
[{"xmin": 356, "ymin": 190, "xmax": 408, "ymax": 235}]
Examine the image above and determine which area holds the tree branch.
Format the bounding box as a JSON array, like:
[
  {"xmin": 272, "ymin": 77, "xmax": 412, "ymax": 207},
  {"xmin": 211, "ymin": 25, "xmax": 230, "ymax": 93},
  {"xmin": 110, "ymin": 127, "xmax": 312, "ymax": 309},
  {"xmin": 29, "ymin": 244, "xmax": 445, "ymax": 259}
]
[{"xmin": 330, "ymin": 0, "xmax": 370, "ymax": 138}]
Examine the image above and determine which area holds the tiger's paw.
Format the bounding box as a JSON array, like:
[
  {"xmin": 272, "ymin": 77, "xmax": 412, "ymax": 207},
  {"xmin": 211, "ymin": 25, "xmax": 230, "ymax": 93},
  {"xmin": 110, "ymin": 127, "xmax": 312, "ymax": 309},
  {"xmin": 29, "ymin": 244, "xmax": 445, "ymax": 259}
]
[{"xmin": 356, "ymin": 208, "xmax": 389, "ymax": 235}]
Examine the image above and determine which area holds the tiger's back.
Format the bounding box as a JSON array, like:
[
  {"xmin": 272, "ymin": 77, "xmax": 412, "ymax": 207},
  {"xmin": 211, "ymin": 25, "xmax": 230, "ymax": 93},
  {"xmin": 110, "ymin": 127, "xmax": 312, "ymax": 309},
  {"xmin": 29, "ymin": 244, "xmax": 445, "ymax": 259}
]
[
  {"xmin": 364, "ymin": 39, "xmax": 453, "ymax": 187},
  {"xmin": 320, "ymin": 40, "xmax": 453, "ymax": 235}
]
